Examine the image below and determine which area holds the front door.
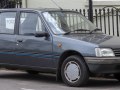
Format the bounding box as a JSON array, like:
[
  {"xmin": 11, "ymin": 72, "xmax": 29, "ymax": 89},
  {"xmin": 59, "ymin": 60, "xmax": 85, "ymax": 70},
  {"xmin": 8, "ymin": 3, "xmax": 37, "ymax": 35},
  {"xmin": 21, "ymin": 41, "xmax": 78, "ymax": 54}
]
[{"xmin": 15, "ymin": 12, "xmax": 54, "ymax": 68}]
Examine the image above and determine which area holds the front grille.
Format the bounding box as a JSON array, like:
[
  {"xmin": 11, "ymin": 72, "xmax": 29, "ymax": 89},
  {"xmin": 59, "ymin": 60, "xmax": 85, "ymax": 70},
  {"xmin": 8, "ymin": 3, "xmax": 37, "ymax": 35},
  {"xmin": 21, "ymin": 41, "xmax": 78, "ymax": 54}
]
[{"xmin": 113, "ymin": 49, "xmax": 120, "ymax": 57}]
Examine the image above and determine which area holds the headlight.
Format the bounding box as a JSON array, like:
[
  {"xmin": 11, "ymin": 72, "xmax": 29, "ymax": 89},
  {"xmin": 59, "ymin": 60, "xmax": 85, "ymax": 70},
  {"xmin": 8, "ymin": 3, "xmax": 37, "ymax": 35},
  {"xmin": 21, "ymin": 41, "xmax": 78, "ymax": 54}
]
[{"xmin": 95, "ymin": 48, "xmax": 115, "ymax": 57}]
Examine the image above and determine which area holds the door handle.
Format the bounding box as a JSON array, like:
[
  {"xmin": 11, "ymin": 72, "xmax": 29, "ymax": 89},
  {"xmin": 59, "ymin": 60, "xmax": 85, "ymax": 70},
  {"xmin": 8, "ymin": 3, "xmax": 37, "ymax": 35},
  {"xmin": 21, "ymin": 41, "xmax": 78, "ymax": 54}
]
[{"xmin": 17, "ymin": 39, "xmax": 23, "ymax": 43}]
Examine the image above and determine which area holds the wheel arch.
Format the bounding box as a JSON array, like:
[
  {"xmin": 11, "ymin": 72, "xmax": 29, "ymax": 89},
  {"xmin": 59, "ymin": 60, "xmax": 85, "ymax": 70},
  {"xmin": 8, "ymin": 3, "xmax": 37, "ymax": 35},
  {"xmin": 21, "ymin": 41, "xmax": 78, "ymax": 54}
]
[{"xmin": 56, "ymin": 50, "xmax": 89, "ymax": 81}]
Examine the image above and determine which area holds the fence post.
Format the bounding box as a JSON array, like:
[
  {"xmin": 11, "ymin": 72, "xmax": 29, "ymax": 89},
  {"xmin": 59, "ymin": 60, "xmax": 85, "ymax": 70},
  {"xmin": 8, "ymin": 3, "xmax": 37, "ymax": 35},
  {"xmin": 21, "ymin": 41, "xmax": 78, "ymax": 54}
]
[
  {"xmin": 95, "ymin": 9, "xmax": 98, "ymax": 27},
  {"xmin": 116, "ymin": 9, "xmax": 119, "ymax": 36},
  {"xmin": 107, "ymin": 8, "xmax": 110, "ymax": 35},
  {"xmin": 79, "ymin": 9, "xmax": 82, "ymax": 14},
  {"xmin": 111, "ymin": 8, "xmax": 115, "ymax": 35},
  {"xmin": 83, "ymin": 9, "xmax": 86, "ymax": 16},
  {"xmin": 99, "ymin": 9, "xmax": 102, "ymax": 30},
  {"xmin": 103, "ymin": 9, "xmax": 106, "ymax": 34}
]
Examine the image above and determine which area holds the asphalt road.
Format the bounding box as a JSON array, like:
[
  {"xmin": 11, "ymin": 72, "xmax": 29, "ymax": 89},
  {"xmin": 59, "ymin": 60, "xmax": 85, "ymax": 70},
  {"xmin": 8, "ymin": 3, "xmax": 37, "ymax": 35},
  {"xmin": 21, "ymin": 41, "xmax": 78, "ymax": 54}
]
[{"xmin": 0, "ymin": 70, "xmax": 120, "ymax": 90}]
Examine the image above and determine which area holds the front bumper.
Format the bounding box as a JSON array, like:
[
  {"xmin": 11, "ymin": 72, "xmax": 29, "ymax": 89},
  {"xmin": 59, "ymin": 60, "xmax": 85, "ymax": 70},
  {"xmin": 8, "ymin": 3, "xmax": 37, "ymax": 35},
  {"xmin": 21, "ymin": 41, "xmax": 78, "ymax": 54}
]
[{"xmin": 85, "ymin": 57, "xmax": 120, "ymax": 73}]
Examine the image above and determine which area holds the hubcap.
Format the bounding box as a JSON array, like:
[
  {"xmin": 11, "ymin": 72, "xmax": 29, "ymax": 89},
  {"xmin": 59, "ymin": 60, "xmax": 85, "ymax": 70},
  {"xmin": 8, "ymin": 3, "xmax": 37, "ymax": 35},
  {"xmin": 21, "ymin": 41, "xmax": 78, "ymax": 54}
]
[{"xmin": 64, "ymin": 61, "xmax": 81, "ymax": 83}]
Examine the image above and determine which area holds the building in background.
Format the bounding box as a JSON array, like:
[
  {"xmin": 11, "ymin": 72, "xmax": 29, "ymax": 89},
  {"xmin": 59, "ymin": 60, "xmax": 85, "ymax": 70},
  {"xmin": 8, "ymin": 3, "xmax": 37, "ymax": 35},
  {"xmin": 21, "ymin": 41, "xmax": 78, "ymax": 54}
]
[
  {"xmin": 22, "ymin": 0, "xmax": 120, "ymax": 10},
  {"xmin": 22, "ymin": 0, "xmax": 86, "ymax": 9},
  {"xmin": 0, "ymin": 0, "xmax": 120, "ymax": 11}
]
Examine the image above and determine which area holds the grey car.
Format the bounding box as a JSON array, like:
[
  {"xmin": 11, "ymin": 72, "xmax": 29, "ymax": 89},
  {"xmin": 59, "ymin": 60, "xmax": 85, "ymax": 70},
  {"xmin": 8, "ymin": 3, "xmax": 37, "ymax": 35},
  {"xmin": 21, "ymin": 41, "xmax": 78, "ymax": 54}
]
[{"xmin": 0, "ymin": 8, "xmax": 120, "ymax": 87}]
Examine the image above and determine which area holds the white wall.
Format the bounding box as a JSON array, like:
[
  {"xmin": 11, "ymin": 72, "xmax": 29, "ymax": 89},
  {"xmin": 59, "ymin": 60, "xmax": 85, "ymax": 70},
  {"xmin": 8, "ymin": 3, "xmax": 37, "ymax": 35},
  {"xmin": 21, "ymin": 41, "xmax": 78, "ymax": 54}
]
[
  {"xmin": 22, "ymin": 0, "xmax": 120, "ymax": 11},
  {"xmin": 22, "ymin": 0, "xmax": 87, "ymax": 9},
  {"xmin": 86, "ymin": 1, "xmax": 120, "ymax": 9}
]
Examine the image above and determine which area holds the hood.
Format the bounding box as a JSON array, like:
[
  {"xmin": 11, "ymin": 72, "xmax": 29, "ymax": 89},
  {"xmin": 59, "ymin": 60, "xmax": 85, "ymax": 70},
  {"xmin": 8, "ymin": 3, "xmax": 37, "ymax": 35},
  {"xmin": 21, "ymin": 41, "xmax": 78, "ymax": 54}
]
[
  {"xmin": 63, "ymin": 34, "xmax": 120, "ymax": 48},
  {"xmin": 99, "ymin": 36, "xmax": 120, "ymax": 48},
  {"xmin": 63, "ymin": 34, "xmax": 112, "ymax": 44}
]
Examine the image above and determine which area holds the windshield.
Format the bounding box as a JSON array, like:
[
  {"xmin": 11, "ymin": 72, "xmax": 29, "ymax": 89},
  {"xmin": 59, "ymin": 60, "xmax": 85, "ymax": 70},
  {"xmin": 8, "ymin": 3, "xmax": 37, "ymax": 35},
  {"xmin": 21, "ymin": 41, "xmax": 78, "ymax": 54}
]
[{"xmin": 43, "ymin": 11, "xmax": 97, "ymax": 34}]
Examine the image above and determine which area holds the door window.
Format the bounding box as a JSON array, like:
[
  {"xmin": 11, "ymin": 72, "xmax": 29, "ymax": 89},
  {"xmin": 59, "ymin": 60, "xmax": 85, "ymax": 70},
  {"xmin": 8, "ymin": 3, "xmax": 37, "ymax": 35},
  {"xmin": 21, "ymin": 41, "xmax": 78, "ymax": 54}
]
[
  {"xmin": 19, "ymin": 12, "xmax": 45, "ymax": 35},
  {"xmin": 0, "ymin": 12, "xmax": 16, "ymax": 34}
]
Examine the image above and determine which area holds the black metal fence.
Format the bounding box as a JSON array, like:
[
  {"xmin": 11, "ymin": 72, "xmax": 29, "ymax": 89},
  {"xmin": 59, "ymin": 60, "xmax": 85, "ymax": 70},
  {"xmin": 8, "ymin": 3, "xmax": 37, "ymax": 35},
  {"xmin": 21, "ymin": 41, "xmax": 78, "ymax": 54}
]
[
  {"xmin": 0, "ymin": 0, "xmax": 22, "ymax": 8},
  {"xmin": 75, "ymin": 8, "xmax": 120, "ymax": 37}
]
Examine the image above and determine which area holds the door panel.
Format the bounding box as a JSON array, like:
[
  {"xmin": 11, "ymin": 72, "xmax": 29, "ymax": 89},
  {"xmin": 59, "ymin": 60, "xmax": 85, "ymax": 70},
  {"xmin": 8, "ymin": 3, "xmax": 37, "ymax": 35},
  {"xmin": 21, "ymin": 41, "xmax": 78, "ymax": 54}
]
[
  {"xmin": 14, "ymin": 12, "xmax": 54, "ymax": 68},
  {"xmin": 0, "ymin": 34, "xmax": 16, "ymax": 64},
  {"xmin": 15, "ymin": 35, "xmax": 53, "ymax": 68}
]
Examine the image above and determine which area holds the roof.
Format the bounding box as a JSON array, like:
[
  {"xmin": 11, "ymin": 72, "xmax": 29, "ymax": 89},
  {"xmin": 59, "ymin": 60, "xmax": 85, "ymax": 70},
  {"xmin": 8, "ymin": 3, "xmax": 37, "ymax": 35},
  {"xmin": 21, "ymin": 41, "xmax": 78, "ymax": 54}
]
[{"xmin": 0, "ymin": 8, "xmax": 72, "ymax": 12}]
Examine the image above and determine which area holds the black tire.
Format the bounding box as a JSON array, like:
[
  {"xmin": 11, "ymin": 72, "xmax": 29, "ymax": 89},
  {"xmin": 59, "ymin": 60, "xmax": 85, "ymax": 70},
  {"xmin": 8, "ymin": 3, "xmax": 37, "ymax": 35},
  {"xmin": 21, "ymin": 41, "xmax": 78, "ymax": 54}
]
[
  {"xmin": 27, "ymin": 70, "xmax": 39, "ymax": 75},
  {"xmin": 114, "ymin": 73, "xmax": 120, "ymax": 81},
  {"xmin": 61, "ymin": 55, "xmax": 89, "ymax": 87}
]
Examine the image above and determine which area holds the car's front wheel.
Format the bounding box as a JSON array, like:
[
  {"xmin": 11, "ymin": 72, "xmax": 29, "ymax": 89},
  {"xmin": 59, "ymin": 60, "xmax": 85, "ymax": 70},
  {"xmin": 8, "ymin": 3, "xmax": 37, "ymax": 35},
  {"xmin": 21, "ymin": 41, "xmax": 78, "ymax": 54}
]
[{"xmin": 61, "ymin": 55, "xmax": 89, "ymax": 87}]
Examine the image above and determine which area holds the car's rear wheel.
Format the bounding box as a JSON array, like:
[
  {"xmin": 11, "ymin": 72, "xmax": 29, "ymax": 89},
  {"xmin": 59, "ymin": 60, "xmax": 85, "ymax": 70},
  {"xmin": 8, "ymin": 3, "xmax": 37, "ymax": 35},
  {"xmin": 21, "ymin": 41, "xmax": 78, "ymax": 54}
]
[
  {"xmin": 61, "ymin": 55, "xmax": 89, "ymax": 87},
  {"xmin": 114, "ymin": 73, "xmax": 120, "ymax": 81},
  {"xmin": 26, "ymin": 70, "xmax": 39, "ymax": 75}
]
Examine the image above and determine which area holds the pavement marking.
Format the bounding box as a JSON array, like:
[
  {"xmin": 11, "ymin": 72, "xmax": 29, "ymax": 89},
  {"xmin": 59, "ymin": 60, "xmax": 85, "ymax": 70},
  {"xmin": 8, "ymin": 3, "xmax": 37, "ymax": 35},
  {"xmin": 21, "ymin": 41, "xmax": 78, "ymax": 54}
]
[{"xmin": 21, "ymin": 88, "xmax": 35, "ymax": 90}]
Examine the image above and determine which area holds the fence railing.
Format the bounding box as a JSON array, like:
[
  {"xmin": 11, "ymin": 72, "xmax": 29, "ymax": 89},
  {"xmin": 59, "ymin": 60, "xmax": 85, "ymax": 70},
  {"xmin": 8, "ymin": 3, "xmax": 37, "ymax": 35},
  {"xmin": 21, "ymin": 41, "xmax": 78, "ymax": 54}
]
[{"xmin": 75, "ymin": 8, "xmax": 120, "ymax": 37}]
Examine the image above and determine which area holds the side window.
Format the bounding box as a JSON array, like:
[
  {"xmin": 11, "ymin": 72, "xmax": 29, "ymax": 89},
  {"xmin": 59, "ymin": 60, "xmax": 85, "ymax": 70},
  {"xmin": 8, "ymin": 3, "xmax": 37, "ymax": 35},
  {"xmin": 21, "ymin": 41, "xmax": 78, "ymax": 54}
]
[
  {"xmin": 0, "ymin": 12, "xmax": 16, "ymax": 34},
  {"xmin": 19, "ymin": 12, "xmax": 45, "ymax": 35}
]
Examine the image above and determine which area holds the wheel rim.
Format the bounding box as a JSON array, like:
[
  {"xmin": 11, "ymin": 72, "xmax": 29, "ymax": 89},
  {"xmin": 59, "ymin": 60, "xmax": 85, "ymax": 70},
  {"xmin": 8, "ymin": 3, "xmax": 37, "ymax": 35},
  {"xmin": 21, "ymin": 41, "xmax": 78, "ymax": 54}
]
[{"xmin": 64, "ymin": 61, "xmax": 81, "ymax": 83}]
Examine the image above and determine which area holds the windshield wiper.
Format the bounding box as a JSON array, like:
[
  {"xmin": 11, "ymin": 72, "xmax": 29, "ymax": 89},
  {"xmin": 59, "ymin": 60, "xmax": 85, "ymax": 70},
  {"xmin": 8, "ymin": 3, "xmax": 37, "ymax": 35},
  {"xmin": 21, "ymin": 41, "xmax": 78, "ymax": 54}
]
[
  {"xmin": 64, "ymin": 29, "xmax": 90, "ymax": 35},
  {"xmin": 89, "ymin": 28, "xmax": 101, "ymax": 34}
]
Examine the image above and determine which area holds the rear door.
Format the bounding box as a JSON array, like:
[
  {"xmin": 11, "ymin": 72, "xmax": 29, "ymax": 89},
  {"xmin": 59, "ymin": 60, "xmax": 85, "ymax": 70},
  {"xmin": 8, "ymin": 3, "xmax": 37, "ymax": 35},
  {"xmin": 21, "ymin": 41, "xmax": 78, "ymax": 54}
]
[
  {"xmin": 0, "ymin": 11, "xmax": 17, "ymax": 65},
  {"xmin": 14, "ymin": 11, "xmax": 54, "ymax": 68}
]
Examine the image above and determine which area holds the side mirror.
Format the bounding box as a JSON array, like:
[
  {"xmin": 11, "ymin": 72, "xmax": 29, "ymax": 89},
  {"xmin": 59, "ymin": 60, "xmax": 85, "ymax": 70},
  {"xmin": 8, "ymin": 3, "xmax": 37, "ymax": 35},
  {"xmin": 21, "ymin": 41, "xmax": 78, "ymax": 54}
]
[{"xmin": 35, "ymin": 31, "xmax": 49, "ymax": 37}]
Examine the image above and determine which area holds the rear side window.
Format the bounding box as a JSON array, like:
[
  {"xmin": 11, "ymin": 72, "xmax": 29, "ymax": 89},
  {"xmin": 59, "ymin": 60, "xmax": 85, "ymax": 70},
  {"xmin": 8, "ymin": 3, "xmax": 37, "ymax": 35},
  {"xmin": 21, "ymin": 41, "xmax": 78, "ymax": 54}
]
[{"xmin": 0, "ymin": 12, "xmax": 16, "ymax": 34}]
